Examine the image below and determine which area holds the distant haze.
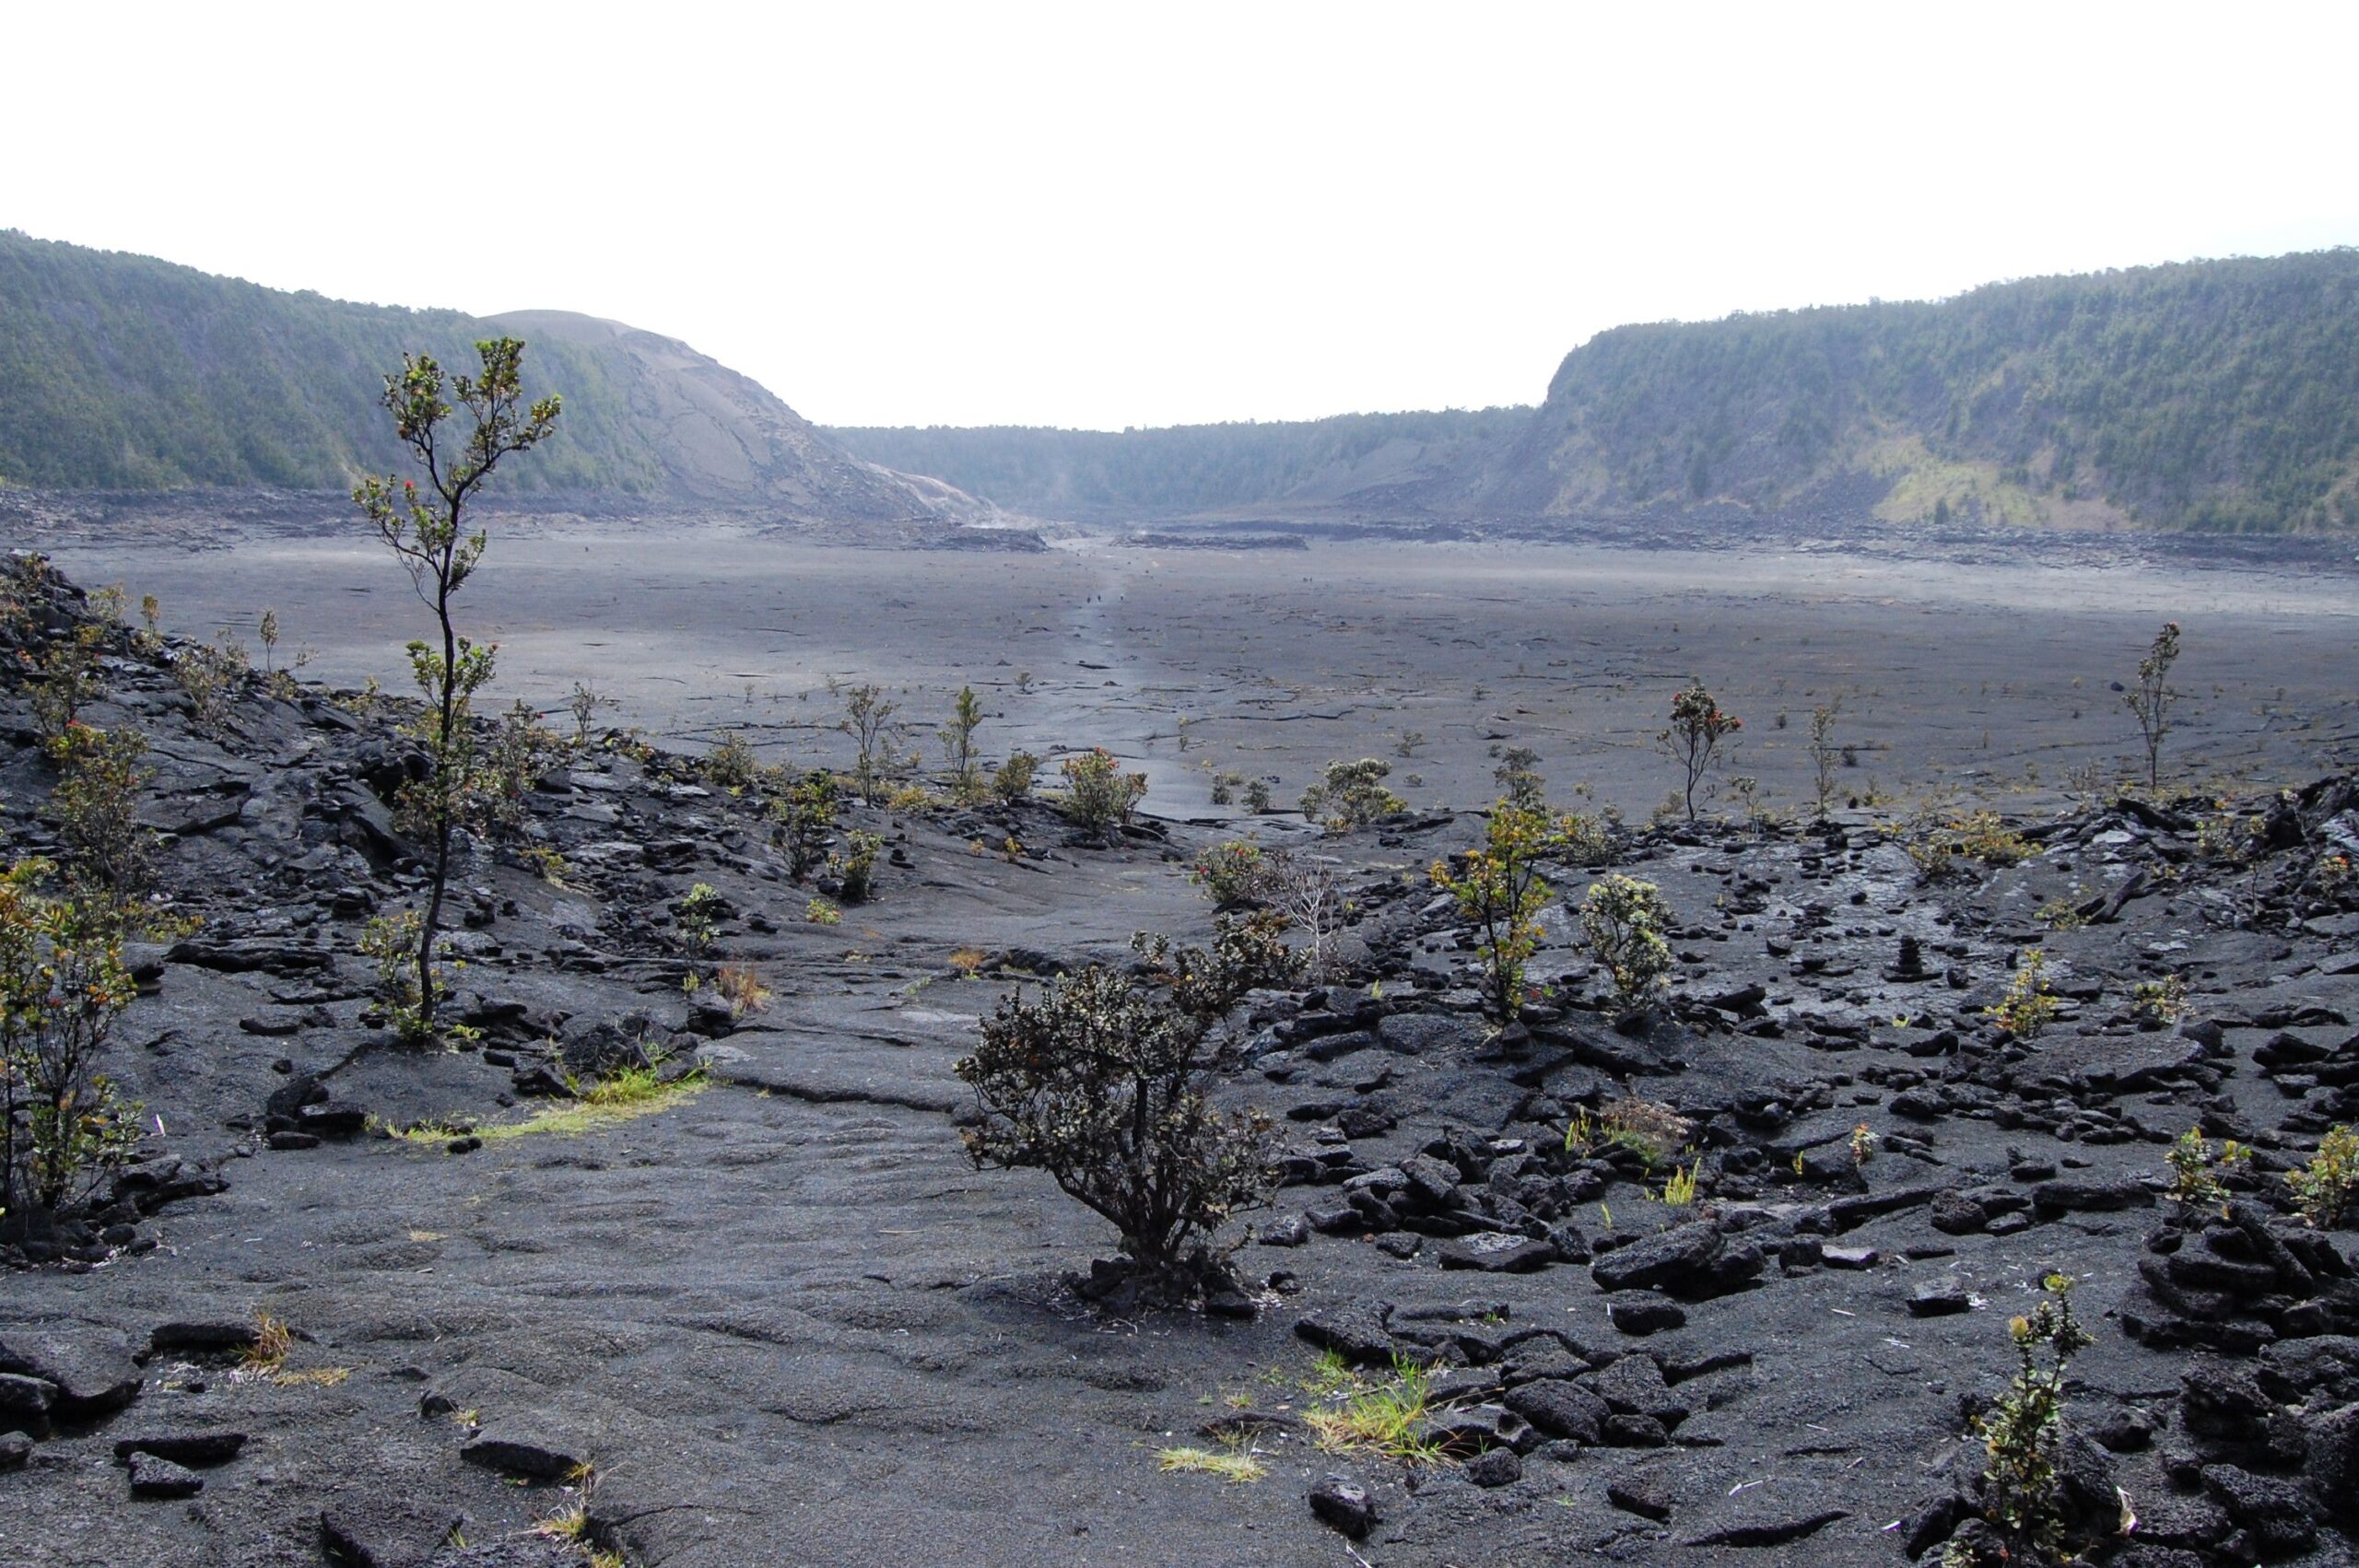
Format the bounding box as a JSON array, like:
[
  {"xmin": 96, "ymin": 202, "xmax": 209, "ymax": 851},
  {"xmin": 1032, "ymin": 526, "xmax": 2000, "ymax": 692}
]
[{"xmin": 11, "ymin": 3, "xmax": 2357, "ymax": 430}]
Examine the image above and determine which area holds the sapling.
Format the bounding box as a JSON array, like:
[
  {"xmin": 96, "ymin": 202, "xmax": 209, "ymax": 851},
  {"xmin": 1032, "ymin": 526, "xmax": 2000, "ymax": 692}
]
[
  {"xmin": 1430, "ymin": 802, "xmax": 1558, "ymax": 1024},
  {"xmin": 1658, "ymin": 679, "xmax": 1741, "ymax": 822},
  {"xmin": 2124, "ymin": 621, "xmax": 2182, "ymax": 790},
  {"xmin": 353, "ymin": 337, "xmax": 561, "ymax": 1035},
  {"xmin": 1580, "ymin": 875, "xmax": 1674, "ymax": 1010}
]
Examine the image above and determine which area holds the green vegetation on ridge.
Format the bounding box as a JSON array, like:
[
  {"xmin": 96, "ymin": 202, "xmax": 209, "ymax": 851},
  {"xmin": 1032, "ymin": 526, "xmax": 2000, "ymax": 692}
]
[{"xmin": 1496, "ymin": 250, "xmax": 2359, "ymax": 532}]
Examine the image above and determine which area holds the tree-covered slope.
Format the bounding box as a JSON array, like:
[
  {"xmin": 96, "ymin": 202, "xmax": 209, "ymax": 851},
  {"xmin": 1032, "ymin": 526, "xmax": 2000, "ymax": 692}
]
[
  {"xmin": 1486, "ymin": 251, "xmax": 2359, "ymax": 532},
  {"xmin": 830, "ymin": 408, "xmax": 1530, "ymax": 521},
  {"xmin": 0, "ymin": 231, "xmax": 962, "ymax": 520}
]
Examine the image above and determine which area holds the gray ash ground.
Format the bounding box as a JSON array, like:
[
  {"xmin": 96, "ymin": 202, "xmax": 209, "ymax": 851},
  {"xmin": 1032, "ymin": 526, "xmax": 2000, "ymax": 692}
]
[{"xmin": 3, "ymin": 543, "xmax": 2358, "ymax": 1568}]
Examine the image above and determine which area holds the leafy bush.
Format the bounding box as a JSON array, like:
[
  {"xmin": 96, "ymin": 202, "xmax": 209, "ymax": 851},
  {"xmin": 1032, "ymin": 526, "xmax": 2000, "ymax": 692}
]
[
  {"xmin": 44, "ymin": 723, "xmax": 157, "ymax": 913},
  {"xmin": 955, "ymin": 911, "xmax": 1302, "ymax": 1297},
  {"xmin": 1907, "ymin": 810, "xmax": 2033, "ymax": 880},
  {"xmin": 1990, "ymin": 950, "xmax": 2060, "ymax": 1038},
  {"xmin": 705, "ymin": 731, "xmax": 759, "ymax": 791},
  {"xmin": 1242, "ymin": 778, "xmax": 1273, "ymax": 813},
  {"xmin": 1657, "ymin": 679, "xmax": 1740, "ymax": 821},
  {"xmin": 1060, "ymin": 748, "xmax": 1147, "ymax": 837},
  {"xmin": 1953, "ymin": 1275, "xmax": 2095, "ymax": 1567},
  {"xmin": 832, "ymin": 830, "xmax": 884, "ymax": 904},
  {"xmin": 174, "ymin": 632, "xmax": 252, "ymax": 738},
  {"xmin": 674, "ymin": 883, "xmax": 724, "ymax": 963},
  {"xmin": 835, "ymin": 681, "xmax": 903, "ymax": 799},
  {"xmin": 941, "ymin": 685, "xmax": 985, "ymax": 802},
  {"xmin": 1579, "ymin": 875, "xmax": 1674, "ymax": 1010},
  {"xmin": 2130, "ymin": 975, "xmax": 2189, "ymax": 1024},
  {"xmin": 1430, "ymin": 802, "xmax": 1557, "ymax": 1023},
  {"xmin": 1493, "ymin": 747, "xmax": 1545, "ymax": 813},
  {"xmin": 2287, "ymin": 1124, "xmax": 2358, "ymax": 1228},
  {"xmin": 770, "ymin": 770, "xmax": 837, "ymax": 881},
  {"xmin": 992, "ymin": 749, "xmax": 1040, "ymax": 805},
  {"xmin": 477, "ymin": 700, "xmax": 558, "ymax": 839},
  {"xmin": 1299, "ymin": 758, "xmax": 1403, "ymax": 832},
  {"xmin": 1189, "ymin": 842, "xmax": 1268, "ymax": 909},
  {"xmin": 2165, "ymin": 1124, "xmax": 2249, "ymax": 1214},
  {"xmin": 1, "ymin": 860, "xmax": 142, "ymax": 1220},
  {"xmin": 359, "ymin": 910, "xmax": 432, "ymax": 1044}
]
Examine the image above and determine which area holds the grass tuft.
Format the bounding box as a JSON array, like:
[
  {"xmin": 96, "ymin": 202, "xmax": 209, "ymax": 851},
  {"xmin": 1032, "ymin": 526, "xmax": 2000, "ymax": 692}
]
[
  {"xmin": 389, "ymin": 1070, "xmax": 708, "ymax": 1147},
  {"xmin": 1156, "ymin": 1444, "xmax": 1269, "ymax": 1484}
]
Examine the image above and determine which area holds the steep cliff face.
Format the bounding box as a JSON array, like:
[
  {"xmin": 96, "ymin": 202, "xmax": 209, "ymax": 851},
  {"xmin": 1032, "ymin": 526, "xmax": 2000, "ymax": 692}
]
[{"xmin": 1476, "ymin": 251, "xmax": 2359, "ymax": 533}]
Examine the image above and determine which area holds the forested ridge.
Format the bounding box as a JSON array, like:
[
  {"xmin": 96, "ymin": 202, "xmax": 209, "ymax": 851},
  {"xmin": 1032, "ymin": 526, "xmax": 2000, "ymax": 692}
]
[
  {"xmin": 8, "ymin": 228, "xmax": 2357, "ymax": 531},
  {"xmin": 1489, "ymin": 250, "xmax": 2359, "ymax": 532},
  {"xmin": 850, "ymin": 252, "xmax": 2359, "ymax": 532},
  {"xmin": 0, "ymin": 230, "xmax": 951, "ymax": 520},
  {"xmin": 829, "ymin": 408, "xmax": 1531, "ymax": 521}
]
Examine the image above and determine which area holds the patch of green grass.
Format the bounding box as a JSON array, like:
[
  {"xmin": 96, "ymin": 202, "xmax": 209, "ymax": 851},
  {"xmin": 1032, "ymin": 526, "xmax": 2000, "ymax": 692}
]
[
  {"xmin": 389, "ymin": 1070, "xmax": 708, "ymax": 1146},
  {"xmin": 1156, "ymin": 1444, "xmax": 1268, "ymax": 1484},
  {"xmin": 1305, "ymin": 1354, "xmax": 1449, "ymax": 1463}
]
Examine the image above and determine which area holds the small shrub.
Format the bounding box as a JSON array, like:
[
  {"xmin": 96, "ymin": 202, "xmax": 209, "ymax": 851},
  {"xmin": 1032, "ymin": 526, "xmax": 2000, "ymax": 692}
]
[
  {"xmin": 1190, "ymin": 842, "xmax": 1269, "ymax": 909},
  {"xmin": 1262, "ymin": 848, "xmax": 1344, "ymax": 982},
  {"xmin": 942, "ymin": 685, "xmax": 985, "ymax": 801},
  {"xmin": 706, "ymin": 731, "xmax": 760, "ymax": 790},
  {"xmin": 2287, "ymin": 1124, "xmax": 2359, "ymax": 1228},
  {"xmin": 1907, "ymin": 811, "xmax": 2033, "ymax": 881},
  {"xmin": 836, "ymin": 681, "xmax": 904, "ymax": 799},
  {"xmin": 1657, "ymin": 679, "xmax": 1741, "ymax": 821},
  {"xmin": 675, "ymin": 883, "xmax": 724, "ymax": 962},
  {"xmin": 476, "ymin": 700, "xmax": 557, "ymax": 839},
  {"xmin": 2124, "ymin": 620, "xmax": 2182, "ymax": 790},
  {"xmin": 1493, "ymin": 747, "xmax": 1545, "ymax": 813},
  {"xmin": 832, "ymin": 830, "xmax": 884, "ymax": 904},
  {"xmin": 1990, "ymin": 950, "xmax": 2060, "ymax": 1039},
  {"xmin": 1430, "ymin": 802, "xmax": 1557, "ymax": 1024},
  {"xmin": 954, "ymin": 911, "xmax": 1301, "ymax": 1297},
  {"xmin": 565, "ymin": 680, "xmax": 617, "ymax": 743},
  {"xmin": 2130, "ymin": 975, "xmax": 2189, "ymax": 1024},
  {"xmin": 1850, "ymin": 1122, "xmax": 1879, "ymax": 1166},
  {"xmin": 2165, "ymin": 1124, "xmax": 2249, "ymax": 1214},
  {"xmin": 1242, "ymin": 778, "xmax": 1273, "ymax": 813},
  {"xmin": 1299, "ymin": 758, "xmax": 1404, "ymax": 832},
  {"xmin": 44, "ymin": 723, "xmax": 157, "ymax": 913},
  {"xmin": 1060, "ymin": 748, "xmax": 1147, "ymax": 837},
  {"xmin": 1208, "ymin": 769, "xmax": 1242, "ymax": 807},
  {"xmin": 1955, "ymin": 1275, "xmax": 2095, "ymax": 1565},
  {"xmin": 1580, "ymin": 874, "xmax": 1674, "ymax": 1011},
  {"xmin": 522, "ymin": 847, "xmax": 572, "ymax": 888},
  {"xmin": 771, "ymin": 770, "xmax": 838, "ymax": 881},
  {"xmin": 2035, "ymin": 894, "xmax": 2089, "ymax": 930},
  {"xmin": 1566, "ymin": 1095, "xmax": 1691, "ymax": 1166},
  {"xmin": 804, "ymin": 897, "xmax": 841, "ymax": 926},
  {"xmin": 992, "ymin": 749, "xmax": 1040, "ymax": 805},
  {"xmin": 359, "ymin": 910, "xmax": 433, "ymax": 1044},
  {"xmin": 174, "ymin": 632, "xmax": 250, "ymax": 737},
  {"xmin": 1, "ymin": 861, "xmax": 144, "ymax": 1218}
]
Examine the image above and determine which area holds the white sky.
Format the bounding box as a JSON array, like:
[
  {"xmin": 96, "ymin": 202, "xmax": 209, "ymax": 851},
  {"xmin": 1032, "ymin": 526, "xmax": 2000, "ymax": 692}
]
[{"xmin": 8, "ymin": 3, "xmax": 2357, "ymax": 430}]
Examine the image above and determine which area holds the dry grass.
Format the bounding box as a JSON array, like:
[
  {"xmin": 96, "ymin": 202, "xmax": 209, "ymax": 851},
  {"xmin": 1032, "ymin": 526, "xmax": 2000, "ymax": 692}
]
[
  {"xmin": 1156, "ymin": 1444, "xmax": 1268, "ymax": 1484},
  {"xmin": 714, "ymin": 963, "xmax": 771, "ymax": 1015},
  {"xmin": 241, "ymin": 1314, "xmax": 292, "ymax": 1375}
]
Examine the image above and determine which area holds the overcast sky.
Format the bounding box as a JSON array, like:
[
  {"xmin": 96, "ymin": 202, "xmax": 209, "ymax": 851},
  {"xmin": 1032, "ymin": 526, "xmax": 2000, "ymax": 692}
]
[{"xmin": 10, "ymin": 3, "xmax": 2357, "ymax": 430}]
